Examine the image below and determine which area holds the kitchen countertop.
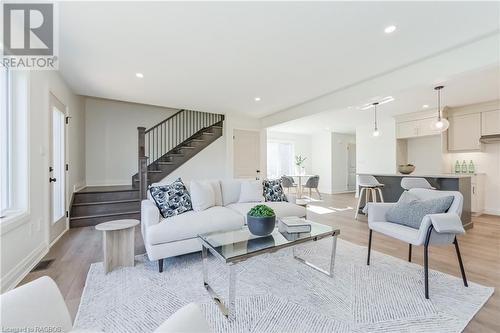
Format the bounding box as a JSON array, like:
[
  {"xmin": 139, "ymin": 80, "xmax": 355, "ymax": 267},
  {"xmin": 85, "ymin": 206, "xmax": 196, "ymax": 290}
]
[{"xmin": 357, "ymin": 172, "xmax": 484, "ymax": 178}]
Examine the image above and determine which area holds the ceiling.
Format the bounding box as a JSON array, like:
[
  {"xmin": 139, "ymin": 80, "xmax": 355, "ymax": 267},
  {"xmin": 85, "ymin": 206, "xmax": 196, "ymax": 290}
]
[
  {"xmin": 269, "ymin": 65, "xmax": 500, "ymax": 135},
  {"xmin": 58, "ymin": 2, "xmax": 499, "ymax": 117}
]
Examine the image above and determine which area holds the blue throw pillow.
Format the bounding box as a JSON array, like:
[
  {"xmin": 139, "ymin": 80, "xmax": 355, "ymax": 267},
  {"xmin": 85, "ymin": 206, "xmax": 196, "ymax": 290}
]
[
  {"xmin": 149, "ymin": 178, "xmax": 193, "ymax": 218},
  {"xmin": 386, "ymin": 191, "xmax": 454, "ymax": 229}
]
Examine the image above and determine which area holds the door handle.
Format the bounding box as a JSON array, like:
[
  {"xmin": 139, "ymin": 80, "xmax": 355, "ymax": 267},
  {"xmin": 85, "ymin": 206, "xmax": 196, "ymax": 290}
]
[{"xmin": 49, "ymin": 177, "xmax": 57, "ymax": 183}]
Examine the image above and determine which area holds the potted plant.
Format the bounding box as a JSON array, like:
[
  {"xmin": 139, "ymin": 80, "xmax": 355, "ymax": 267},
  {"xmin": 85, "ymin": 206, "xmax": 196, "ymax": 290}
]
[
  {"xmin": 247, "ymin": 204, "xmax": 276, "ymax": 236},
  {"xmin": 295, "ymin": 155, "xmax": 307, "ymax": 175}
]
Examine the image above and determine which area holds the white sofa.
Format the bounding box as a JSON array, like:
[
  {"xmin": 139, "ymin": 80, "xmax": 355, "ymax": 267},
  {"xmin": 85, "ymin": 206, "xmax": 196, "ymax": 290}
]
[
  {"xmin": 0, "ymin": 276, "xmax": 211, "ymax": 333},
  {"xmin": 141, "ymin": 179, "xmax": 306, "ymax": 272}
]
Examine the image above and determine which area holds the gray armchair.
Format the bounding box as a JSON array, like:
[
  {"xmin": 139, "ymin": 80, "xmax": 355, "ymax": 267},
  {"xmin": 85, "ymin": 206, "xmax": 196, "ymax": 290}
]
[{"xmin": 367, "ymin": 188, "xmax": 468, "ymax": 299}]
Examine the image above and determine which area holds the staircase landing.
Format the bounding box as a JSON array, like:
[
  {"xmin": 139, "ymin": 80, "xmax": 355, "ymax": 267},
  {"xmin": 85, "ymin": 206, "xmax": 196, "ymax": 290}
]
[{"xmin": 70, "ymin": 186, "xmax": 140, "ymax": 228}]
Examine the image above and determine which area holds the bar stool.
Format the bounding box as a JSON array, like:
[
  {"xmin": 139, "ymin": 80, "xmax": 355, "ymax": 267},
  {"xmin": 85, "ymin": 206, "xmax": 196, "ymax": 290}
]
[
  {"xmin": 355, "ymin": 175, "xmax": 384, "ymax": 219},
  {"xmin": 401, "ymin": 177, "xmax": 435, "ymax": 190}
]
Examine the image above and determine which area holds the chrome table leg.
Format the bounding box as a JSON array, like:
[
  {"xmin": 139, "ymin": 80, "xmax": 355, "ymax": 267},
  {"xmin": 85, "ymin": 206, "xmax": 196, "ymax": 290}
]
[
  {"xmin": 293, "ymin": 234, "xmax": 338, "ymax": 277},
  {"xmin": 202, "ymin": 244, "xmax": 237, "ymax": 320}
]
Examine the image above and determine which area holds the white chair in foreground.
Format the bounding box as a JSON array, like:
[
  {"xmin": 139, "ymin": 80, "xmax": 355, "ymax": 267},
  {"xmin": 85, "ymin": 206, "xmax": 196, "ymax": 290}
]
[
  {"xmin": 366, "ymin": 188, "xmax": 468, "ymax": 299},
  {"xmin": 401, "ymin": 177, "xmax": 435, "ymax": 190},
  {"xmin": 0, "ymin": 276, "xmax": 211, "ymax": 333}
]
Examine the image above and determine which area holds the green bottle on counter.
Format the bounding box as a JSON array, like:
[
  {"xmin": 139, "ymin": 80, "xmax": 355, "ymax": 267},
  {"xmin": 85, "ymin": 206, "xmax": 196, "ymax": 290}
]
[
  {"xmin": 468, "ymin": 160, "xmax": 475, "ymax": 174},
  {"xmin": 461, "ymin": 160, "xmax": 468, "ymax": 173},
  {"xmin": 455, "ymin": 160, "xmax": 460, "ymax": 173}
]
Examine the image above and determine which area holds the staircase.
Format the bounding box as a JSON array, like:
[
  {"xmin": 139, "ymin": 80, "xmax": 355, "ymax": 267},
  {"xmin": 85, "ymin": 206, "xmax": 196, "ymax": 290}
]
[
  {"xmin": 134, "ymin": 109, "xmax": 224, "ymax": 197},
  {"xmin": 69, "ymin": 109, "xmax": 224, "ymax": 228}
]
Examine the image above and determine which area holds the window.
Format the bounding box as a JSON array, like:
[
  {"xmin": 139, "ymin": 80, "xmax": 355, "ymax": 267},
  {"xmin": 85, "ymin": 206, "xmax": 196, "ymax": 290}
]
[
  {"xmin": 1, "ymin": 68, "xmax": 28, "ymax": 220},
  {"xmin": 0, "ymin": 68, "xmax": 12, "ymax": 216},
  {"xmin": 267, "ymin": 141, "xmax": 294, "ymax": 179}
]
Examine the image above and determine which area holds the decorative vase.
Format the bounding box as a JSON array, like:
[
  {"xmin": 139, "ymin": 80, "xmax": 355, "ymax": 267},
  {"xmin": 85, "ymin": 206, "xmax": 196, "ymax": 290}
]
[
  {"xmin": 398, "ymin": 165, "xmax": 415, "ymax": 174},
  {"xmin": 247, "ymin": 215, "xmax": 276, "ymax": 236},
  {"xmin": 300, "ymin": 166, "xmax": 305, "ymax": 175}
]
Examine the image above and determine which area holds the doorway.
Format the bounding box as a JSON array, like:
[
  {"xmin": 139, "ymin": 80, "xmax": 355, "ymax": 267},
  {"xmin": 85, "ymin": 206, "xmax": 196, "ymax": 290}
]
[
  {"xmin": 347, "ymin": 143, "xmax": 356, "ymax": 191},
  {"xmin": 49, "ymin": 94, "xmax": 67, "ymax": 243},
  {"xmin": 233, "ymin": 129, "xmax": 260, "ymax": 179}
]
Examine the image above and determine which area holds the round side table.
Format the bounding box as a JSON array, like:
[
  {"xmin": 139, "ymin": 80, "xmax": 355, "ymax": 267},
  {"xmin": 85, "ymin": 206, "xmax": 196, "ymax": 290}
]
[{"xmin": 95, "ymin": 219, "xmax": 139, "ymax": 274}]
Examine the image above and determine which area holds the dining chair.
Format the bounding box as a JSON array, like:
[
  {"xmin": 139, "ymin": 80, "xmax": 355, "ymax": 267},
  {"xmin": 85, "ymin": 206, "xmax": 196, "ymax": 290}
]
[
  {"xmin": 303, "ymin": 175, "xmax": 321, "ymax": 199},
  {"xmin": 281, "ymin": 176, "xmax": 297, "ymax": 194}
]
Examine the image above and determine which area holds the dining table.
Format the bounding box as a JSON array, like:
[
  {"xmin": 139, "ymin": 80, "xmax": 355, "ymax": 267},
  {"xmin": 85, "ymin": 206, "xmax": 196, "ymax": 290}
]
[{"xmin": 287, "ymin": 174, "xmax": 314, "ymax": 198}]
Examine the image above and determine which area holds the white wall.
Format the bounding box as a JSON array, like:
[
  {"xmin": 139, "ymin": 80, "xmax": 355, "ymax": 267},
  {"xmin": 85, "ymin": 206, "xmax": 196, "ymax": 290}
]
[
  {"xmin": 1, "ymin": 71, "xmax": 85, "ymax": 292},
  {"xmin": 446, "ymin": 144, "xmax": 500, "ymax": 215},
  {"xmin": 311, "ymin": 132, "xmax": 332, "ymax": 194},
  {"xmin": 331, "ymin": 132, "xmax": 356, "ymax": 192},
  {"xmin": 157, "ymin": 114, "xmax": 265, "ymax": 184},
  {"xmin": 267, "ymin": 131, "xmax": 312, "ymax": 173},
  {"xmin": 356, "ymin": 119, "xmax": 397, "ymax": 175},
  {"xmin": 85, "ymin": 98, "xmax": 177, "ymax": 185},
  {"xmin": 406, "ymin": 135, "xmax": 443, "ymax": 174}
]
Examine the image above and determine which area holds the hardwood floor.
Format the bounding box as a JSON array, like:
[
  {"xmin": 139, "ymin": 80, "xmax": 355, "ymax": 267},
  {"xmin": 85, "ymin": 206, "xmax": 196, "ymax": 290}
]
[{"xmin": 21, "ymin": 193, "xmax": 500, "ymax": 332}]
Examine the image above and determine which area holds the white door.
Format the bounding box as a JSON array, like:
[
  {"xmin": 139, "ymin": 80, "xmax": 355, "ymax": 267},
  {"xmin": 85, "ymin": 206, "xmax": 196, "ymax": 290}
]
[
  {"xmin": 233, "ymin": 129, "xmax": 260, "ymax": 179},
  {"xmin": 49, "ymin": 94, "xmax": 67, "ymax": 243},
  {"xmin": 347, "ymin": 143, "xmax": 356, "ymax": 191}
]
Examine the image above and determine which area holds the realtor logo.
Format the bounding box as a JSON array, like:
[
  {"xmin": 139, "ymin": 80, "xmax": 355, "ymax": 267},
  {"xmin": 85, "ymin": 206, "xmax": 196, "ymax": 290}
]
[{"xmin": 2, "ymin": 2, "xmax": 58, "ymax": 69}]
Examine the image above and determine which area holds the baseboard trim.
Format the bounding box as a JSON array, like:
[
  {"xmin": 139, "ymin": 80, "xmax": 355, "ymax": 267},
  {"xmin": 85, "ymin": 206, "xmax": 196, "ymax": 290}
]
[
  {"xmin": 49, "ymin": 227, "xmax": 68, "ymax": 248},
  {"xmin": 483, "ymin": 208, "xmax": 500, "ymax": 216},
  {"xmin": 1, "ymin": 242, "xmax": 48, "ymax": 293}
]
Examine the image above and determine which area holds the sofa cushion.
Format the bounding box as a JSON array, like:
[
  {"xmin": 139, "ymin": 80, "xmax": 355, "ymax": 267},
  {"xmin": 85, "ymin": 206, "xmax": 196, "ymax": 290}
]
[
  {"xmin": 221, "ymin": 179, "xmax": 242, "ymax": 206},
  {"xmin": 147, "ymin": 206, "xmax": 245, "ymax": 245},
  {"xmin": 238, "ymin": 181, "xmax": 264, "ymax": 203},
  {"xmin": 226, "ymin": 202, "xmax": 306, "ymax": 223},
  {"xmin": 386, "ymin": 191, "xmax": 454, "ymax": 229},
  {"xmin": 190, "ymin": 180, "xmax": 215, "ymax": 211},
  {"xmin": 263, "ymin": 179, "xmax": 287, "ymax": 202},
  {"xmin": 149, "ymin": 178, "xmax": 193, "ymax": 218}
]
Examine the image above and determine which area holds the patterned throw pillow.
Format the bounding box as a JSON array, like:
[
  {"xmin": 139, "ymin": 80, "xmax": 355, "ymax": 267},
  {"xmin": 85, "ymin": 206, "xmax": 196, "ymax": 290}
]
[
  {"xmin": 262, "ymin": 179, "xmax": 287, "ymax": 202},
  {"xmin": 149, "ymin": 178, "xmax": 193, "ymax": 218}
]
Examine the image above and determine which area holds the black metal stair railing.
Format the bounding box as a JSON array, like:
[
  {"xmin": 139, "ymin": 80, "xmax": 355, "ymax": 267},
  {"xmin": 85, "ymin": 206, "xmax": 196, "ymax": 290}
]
[{"xmin": 137, "ymin": 109, "xmax": 224, "ymax": 198}]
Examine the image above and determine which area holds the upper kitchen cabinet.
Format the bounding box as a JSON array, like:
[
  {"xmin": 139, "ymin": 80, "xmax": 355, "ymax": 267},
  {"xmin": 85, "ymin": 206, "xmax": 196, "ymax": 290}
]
[
  {"xmin": 481, "ymin": 109, "xmax": 500, "ymax": 135},
  {"xmin": 448, "ymin": 113, "xmax": 482, "ymax": 151},
  {"xmin": 447, "ymin": 100, "xmax": 499, "ymax": 152},
  {"xmin": 395, "ymin": 110, "xmax": 442, "ymax": 139}
]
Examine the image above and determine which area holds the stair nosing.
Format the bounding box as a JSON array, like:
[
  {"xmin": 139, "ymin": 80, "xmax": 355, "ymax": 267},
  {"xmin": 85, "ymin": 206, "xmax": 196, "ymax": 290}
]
[
  {"xmin": 72, "ymin": 199, "xmax": 140, "ymax": 206},
  {"xmin": 76, "ymin": 188, "xmax": 139, "ymax": 194},
  {"xmin": 70, "ymin": 211, "xmax": 140, "ymax": 220}
]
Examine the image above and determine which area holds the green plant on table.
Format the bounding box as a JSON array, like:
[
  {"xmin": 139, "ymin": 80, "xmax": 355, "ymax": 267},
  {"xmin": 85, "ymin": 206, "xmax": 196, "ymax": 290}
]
[
  {"xmin": 248, "ymin": 204, "xmax": 275, "ymax": 217},
  {"xmin": 295, "ymin": 155, "xmax": 307, "ymax": 167}
]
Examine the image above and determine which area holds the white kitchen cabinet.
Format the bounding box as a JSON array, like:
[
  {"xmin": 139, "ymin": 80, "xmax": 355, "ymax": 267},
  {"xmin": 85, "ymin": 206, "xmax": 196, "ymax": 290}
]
[
  {"xmin": 396, "ymin": 121, "xmax": 418, "ymax": 139},
  {"xmin": 471, "ymin": 174, "xmax": 485, "ymax": 216},
  {"xmin": 417, "ymin": 118, "xmax": 442, "ymax": 137},
  {"xmin": 481, "ymin": 109, "xmax": 500, "ymax": 135},
  {"xmin": 396, "ymin": 117, "xmax": 440, "ymax": 139},
  {"xmin": 448, "ymin": 113, "xmax": 482, "ymax": 151}
]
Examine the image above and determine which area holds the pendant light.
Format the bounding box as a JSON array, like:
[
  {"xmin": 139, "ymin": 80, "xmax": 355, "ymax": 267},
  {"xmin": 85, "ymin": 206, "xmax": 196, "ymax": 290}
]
[
  {"xmin": 430, "ymin": 85, "xmax": 449, "ymax": 131},
  {"xmin": 372, "ymin": 102, "xmax": 380, "ymax": 137}
]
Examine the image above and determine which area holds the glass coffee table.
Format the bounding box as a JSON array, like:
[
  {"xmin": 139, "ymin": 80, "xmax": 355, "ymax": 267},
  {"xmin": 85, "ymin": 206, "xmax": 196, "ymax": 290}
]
[{"xmin": 198, "ymin": 221, "xmax": 340, "ymax": 320}]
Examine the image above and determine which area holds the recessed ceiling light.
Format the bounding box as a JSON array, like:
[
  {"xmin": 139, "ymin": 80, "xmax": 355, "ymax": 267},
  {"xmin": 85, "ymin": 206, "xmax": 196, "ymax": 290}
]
[
  {"xmin": 422, "ymin": 104, "xmax": 429, "ymax": 108},
  {"xmin": 135, "ymin": 73, "xmax": 144, "ymax": 78},
  {"xmin": 254, "ymin": 97, "xmax": 261, "ymax": 102},
  {"xmin": 384, "ymin": 25, "xmax": 397, "ymax": 34}
]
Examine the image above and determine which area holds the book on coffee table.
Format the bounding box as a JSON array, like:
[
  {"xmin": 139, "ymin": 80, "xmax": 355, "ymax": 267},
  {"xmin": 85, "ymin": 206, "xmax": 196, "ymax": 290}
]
[{"xmin": 278, "ymin": 216, "xmax": 312, "ymax": 233}]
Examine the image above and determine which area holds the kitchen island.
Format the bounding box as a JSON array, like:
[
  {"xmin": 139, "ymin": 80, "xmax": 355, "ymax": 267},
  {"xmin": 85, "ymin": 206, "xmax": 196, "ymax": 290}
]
[{"xmin": 357, "ymin": 173, "xmax": 473, "ymax": 228}]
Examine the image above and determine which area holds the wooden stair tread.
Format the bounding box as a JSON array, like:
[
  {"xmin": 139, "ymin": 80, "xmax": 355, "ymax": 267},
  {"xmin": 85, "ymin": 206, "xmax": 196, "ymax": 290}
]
[
  {"xmin": 77, "ymin": 185, "xmax": 138, "ymax": 193},
  {"xmin": 70, "ymin": 211, "xmax": 140, "ymax": 220},
  {"xmin": 180, "ymin": 146, "xmax": 196, "ymax": 149},
  {"xmin": 147, "ymin": 170, "xmax": 163, "ymax": 173},
  {"xmin": 72, "ymin": 199, "xmax": 140, "ymax": 206},
  {"xmin": 157, "ymin": 161, "xmax": 175, "ymax": 165}
]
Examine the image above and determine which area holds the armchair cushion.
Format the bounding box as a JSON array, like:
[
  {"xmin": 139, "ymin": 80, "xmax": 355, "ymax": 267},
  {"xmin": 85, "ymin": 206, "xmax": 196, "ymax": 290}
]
[{"xmin": 386, "ymin": 191, "xmax": 454, "ymax": 229}]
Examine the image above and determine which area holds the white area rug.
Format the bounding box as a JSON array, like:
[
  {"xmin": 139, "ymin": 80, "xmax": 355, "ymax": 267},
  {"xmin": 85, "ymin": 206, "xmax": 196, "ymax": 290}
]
[{"xmin": 75, "ymin": 239, "xmax": 493, "ymax": 333}]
